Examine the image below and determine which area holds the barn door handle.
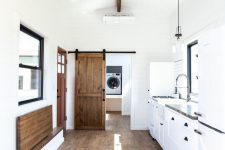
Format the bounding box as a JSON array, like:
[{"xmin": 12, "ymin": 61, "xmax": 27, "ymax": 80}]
[{"xmin": 102, "ymin": 89, "xmax": 105, "ymax": 101}]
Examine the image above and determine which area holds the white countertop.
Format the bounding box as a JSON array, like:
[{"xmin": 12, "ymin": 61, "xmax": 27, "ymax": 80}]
[{"xmin": 151, "ymin": 97, "xmax": 198, "ymax": 120}]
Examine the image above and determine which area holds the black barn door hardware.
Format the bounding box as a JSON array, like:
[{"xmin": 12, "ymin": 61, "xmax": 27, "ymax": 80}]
[
  {"xmin": 103, "ymin": 49, "xmax": 106, "ymax": 60},
  {"xmin": 68, "ymin": 49, "xmax": 136, "ymax": 60}
]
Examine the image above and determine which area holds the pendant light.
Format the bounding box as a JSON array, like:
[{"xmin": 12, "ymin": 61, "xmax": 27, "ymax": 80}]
[{"xmin": 175, "ymin": 0, "xmax": 182, "ymax": 40}]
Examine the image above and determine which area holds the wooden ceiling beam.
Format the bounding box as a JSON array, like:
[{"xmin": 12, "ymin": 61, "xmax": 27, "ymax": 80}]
[{"xmin": 117, "ymin": 0, "xmax": 121, "ymax": 12}]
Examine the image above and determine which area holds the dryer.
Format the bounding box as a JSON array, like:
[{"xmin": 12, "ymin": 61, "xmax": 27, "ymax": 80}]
[{"xmin": 106, "ymin": 73, "xmax": 122, "ymax": 95}]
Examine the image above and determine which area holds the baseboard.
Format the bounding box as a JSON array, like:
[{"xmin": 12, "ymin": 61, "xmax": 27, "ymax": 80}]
[
  {"xmin": 122, "ymin": 113, "xmax": 130, "ymax": 116},
  {"xmin": 130, "ymin": 125, "xmax": 148, "ymax": 130},
  {"xmin": 42, "ymin": 130, "xmax": 64, "ymax": 150},
  {"xmin": 66, "ymin": 125, "xmax": 74, "ymax": 130}
]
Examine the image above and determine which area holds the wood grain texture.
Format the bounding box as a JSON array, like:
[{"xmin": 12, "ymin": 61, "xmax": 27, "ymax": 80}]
[
  {"xmin": 17, "ymin": 106, "xmax": 53, "ymax": 150},
  {"xmin": 57, "ymin": 47, "xmax": 67, "ymax": 135},
  {"xmin": 32, "ymin": 127, "xmax": 62, "ymax": 150},
  {"xmin": 59, "ymin": 112, "xmax": 162, "ymax": 150},
  {"xmin": 75, "ymin": 54, "xmax": 105, "ymax": 130},
  {"xmin": 117, "ymin": 0, "xmax": 121, "ymax": 12}
]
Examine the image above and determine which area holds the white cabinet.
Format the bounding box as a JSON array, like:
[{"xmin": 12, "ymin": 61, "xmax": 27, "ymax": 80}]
[
  {"xmin": 198, "ymin": 25, "xmax": 225, "ymax": 132},
  {"xmin": 153, "ymin": 102, "xmax": 159, "ymax": 140},
  {"xmin": 147, "ymin": 62, "xmax": 174, "ymax": 148},
  {"xmin": 164, "ymin": 108, "xmax": 198, "ymax": 150},
  {"xmin": 198, "ymin": 123, "xmax": 225, "ymax": 150},
  {"xmin": 165, "ymin": 108, "xmax": 181, "ymax": 150},
  {"xmin": 147, "ymin": 99, "xmax": 155, "ymax": 136},
  {"xmin": 149, "ymin": 101, "xmax": 165, "ymax": 148},
  {"xmin": 155, "ymin": 103, "xmax": 165, "ymax": 148},
  {"xmin": 147, "ymin": 99, "xmax": 165, "ymax": 147},
  {"xmin": 159, "ymin": 121, "xmax": 165, "ymax": 148}
]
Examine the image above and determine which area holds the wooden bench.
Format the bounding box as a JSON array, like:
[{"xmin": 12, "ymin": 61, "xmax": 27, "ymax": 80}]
[{"xmin": 17, "ymin": 105, "xmax": 63, "ymax": 150}]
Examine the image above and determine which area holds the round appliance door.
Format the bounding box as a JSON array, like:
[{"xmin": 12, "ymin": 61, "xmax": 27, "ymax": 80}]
[{"xmin": 107, "ymin": 76, "xmax": 120, "ymax": 89}]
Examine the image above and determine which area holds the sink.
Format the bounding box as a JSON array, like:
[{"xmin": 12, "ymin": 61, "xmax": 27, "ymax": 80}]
[
  {"xmin": 153, "ymin": 97, "xmax": 197, "ymax": 107},
  {"xmin": 157, "ymin": 98, "xmax": 188, "ymax": 105}
]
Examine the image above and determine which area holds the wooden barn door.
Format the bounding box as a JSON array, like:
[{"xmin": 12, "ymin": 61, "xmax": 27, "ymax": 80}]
[{"xmin": 75, "ymin": 54, "xmax": 105, "ymax": 130}]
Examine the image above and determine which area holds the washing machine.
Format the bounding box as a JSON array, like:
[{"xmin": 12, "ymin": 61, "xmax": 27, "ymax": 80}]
[{"xmin": 106, "ymin": 73, "xmax": 122, "ymax": 95}]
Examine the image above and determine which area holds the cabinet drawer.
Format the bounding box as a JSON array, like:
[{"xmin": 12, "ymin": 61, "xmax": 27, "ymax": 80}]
[
  {"xmin": 165, "ymin": 108, "xmax": 198, "ymax": 150},
  {"xmin": 167, "ymin": 110, "xmax": 182, "ymax": 145},
  {"xmin": 178, "ymin": 132, "xmax": 198, "ymax": 150},
  {"xmin": 166, "ymin": 107, "xmax": 197, "ymax": 132},
  {"xmin": 178, "ymin": 114, "xmax": 197, "ymax": 132}
]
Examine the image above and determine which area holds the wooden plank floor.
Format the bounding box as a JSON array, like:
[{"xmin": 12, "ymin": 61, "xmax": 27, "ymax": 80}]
[{"xmin": 58, "ymin": 112, "xmax": 162, "ymax": 150}]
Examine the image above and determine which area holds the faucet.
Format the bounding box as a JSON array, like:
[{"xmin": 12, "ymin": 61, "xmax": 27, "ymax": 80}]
[{"xmin": 175, "ymin": 74, "xmax": 191, "ymax": 102}]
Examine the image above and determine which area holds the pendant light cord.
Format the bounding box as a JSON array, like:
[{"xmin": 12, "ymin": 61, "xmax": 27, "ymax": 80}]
[
  {"xmin": 175, "ymin": 0, "xmax": 182, "ymax": 39},
  {"xmin": 178, "ymin": 0, "xmax": 180, "ymax": 27}
]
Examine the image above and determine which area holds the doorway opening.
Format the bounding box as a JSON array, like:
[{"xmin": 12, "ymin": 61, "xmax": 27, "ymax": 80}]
[
  {"xmin": 57, "ymin": 47, "xmax": 67, "ymax": 135},
  {"xmin": 105, "ymin": 55, "xmax": 132, "ymax": 131}
]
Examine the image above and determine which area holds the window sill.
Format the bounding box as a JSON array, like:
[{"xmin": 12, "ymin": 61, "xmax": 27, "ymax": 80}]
[{"xmin": 18, "ymin": 97, "xmax": 43, "ymax": 106}]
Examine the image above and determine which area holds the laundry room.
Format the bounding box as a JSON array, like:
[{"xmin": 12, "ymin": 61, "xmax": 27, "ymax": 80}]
[{"xmin": 106, "ymin": 54, "xmax": 132, "ymax": 116}]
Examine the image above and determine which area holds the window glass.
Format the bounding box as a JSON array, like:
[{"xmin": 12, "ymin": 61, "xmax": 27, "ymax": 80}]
[
  {"xmin": 18, "ymin": 68, "xmax": 41, "ymax": 101},
  {"xmin": 58, "ymin": 54, "xmax": 61, "ymax": 63},
  {"xmin": 58, "ymin": 64, "xmax": 61, "ymax": 73},
  {"xmin": 188, "ymin": 41, "xmax": 199, "ymax": 98},
  {"xmin": 19, "ymin": 76, "xmax": 23, "ymax": 89},
  {"xmin": 62, "ymin": 55, "xmax": 65, "ymax": 64},
  {"xmin": 19, "ymin": 31, "xmax": 40, "ymax": 67},
  {"xmin": 62, "ymin": 65, "xmax": 64, "ymax": 74}
]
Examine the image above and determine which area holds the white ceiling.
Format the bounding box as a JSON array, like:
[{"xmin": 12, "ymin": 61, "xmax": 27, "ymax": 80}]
[{"xmin": 68, "ymin": 0, "xmax": 184, "ymax": 17}]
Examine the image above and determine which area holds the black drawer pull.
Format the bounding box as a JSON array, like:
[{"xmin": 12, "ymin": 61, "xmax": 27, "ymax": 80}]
[
  {"xmin": 160, "ymin": 123, "xmax": 163, "ymax": 126},
  {"xmin": 184, "ymin": 123, "xmax": 188, "ymax": 127},
  {"xmin": 171, "ymin": 117, "xmax": 175, "ymax": 121},
  {"xmin": 194, "ymin": 129, "xmax": 202, "ymax": 135},
  {"xmin": 184, "ymin": 137, "xmax": 188, "ymax": 141},
  {"xmin": 194, "ymin": 112, "xmax": 202, "ymax": 117}
]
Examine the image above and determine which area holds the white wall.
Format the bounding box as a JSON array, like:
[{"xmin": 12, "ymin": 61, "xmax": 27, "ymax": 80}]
[
  {"xmin": 172, "ymin": 0, "xmax": 225, "ymax": 43},
  {"xmin": 171, "ymin": 0, "xmax": 225, "ymax": 60},
  {"xmin": 66, "ymin": 54, "xmax": 75, "ymax": 129},
  {"xmin": 0, "ymin": 6, "xmax": 19, "ymax": 150},
  {"xmin": 1, "ymin": 2, "xmax": 175, "ymax": 147},
  {"xmin": 171, "ymin": 0, "xmax": 225, "ymax": 99},
  {"xmin": 0, "ymin": 1, "xmax": 67, "ymax": 149},
  {"xmin": 62, "ymin": 4, "xmax": 174, "ymax": 129}
]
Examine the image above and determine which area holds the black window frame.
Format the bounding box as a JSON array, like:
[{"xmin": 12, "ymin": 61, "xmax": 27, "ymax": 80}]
[
  {"xmin": 187, "ymin": 40, "xmax": 198, "ymax": 94},
  {"xmin": 18, "ymin": 24, "xmax": 44, "ymax": 105}
]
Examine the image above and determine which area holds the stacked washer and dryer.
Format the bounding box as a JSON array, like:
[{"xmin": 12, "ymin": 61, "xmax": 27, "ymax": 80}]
[{"xmin": 106, "ymin": 66, "xmax": 122, "ymax": 95}]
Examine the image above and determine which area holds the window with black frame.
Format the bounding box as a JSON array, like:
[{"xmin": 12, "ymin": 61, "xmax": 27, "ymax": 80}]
[
  {"xmin": 187, "ymin": 41, "xmax": 198, "ymax": 96},
  {"xmin": 18, "ymin": 25, "xmax": 44, "ymax": 105}
]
